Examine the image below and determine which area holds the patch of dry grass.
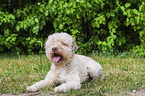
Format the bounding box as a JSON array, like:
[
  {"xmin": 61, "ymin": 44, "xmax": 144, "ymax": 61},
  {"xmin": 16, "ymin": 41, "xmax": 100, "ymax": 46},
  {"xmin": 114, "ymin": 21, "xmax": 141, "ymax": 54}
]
[
  {"xmin": 0, "ymin": 54, "xmax": 51, "ymax": 94},
  {"xmin": 0, "ymin": 53, "xmax": 145, "ymax": 95}
]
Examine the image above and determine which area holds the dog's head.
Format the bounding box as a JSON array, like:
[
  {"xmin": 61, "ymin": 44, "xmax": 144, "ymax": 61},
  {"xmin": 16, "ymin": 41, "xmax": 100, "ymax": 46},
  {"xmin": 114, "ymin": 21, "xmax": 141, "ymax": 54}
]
[{"xmin": 45, "ymin": 32, "xmax": 78, "ymax": 66}]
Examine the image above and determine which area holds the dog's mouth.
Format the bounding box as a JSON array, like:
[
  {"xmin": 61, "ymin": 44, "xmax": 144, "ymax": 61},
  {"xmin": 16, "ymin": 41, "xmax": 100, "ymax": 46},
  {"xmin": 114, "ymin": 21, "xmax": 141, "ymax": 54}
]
[{"xmin": 52, "ymin": 53, "xmax": 63, "ymax": 63}]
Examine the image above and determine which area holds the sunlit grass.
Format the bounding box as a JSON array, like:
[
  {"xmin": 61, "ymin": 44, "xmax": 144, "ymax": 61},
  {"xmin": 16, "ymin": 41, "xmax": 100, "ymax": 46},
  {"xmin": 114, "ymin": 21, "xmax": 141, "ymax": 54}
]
[
  {"xmin": 0, "ymin": 52, "xmax": 145, "ymax": 95},
  {"xmin": 0, "ymin": 54, "xmax": 51, "ymax": 94}
]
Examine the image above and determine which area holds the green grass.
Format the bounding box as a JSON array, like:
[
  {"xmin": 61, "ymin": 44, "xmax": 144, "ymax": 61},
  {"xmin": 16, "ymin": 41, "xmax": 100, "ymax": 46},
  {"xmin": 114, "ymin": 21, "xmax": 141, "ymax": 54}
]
[{"xmin": 0, "ymin": 53, "xmax": 145, "ymax": 95}]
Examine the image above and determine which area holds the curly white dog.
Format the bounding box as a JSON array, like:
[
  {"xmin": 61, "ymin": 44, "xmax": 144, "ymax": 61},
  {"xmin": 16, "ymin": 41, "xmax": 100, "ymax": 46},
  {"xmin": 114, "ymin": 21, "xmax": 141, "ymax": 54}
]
[{"xmin": 27, "ymin": 32, "xmax": 104, "ymax": 92}]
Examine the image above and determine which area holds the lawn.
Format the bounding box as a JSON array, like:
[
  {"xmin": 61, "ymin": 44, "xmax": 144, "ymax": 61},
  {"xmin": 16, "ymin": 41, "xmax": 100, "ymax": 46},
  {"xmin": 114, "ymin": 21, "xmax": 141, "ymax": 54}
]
[{"xmin": 0, "ymin": 52, "xmax": 145, "ymax": 95}]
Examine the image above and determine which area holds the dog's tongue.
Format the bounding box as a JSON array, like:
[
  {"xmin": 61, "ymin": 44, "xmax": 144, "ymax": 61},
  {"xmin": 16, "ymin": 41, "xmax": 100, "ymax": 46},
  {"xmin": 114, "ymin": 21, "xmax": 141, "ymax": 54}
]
[{"xmin": 53, "ymin": 57, "xmax": 61, "ymax": 62}]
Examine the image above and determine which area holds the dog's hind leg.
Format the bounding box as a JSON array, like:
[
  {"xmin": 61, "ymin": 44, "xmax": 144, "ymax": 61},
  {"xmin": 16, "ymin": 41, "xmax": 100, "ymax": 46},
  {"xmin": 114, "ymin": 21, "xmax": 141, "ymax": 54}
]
[{"xmin": 87, "ymin": 61, "xmax": 104, "ymax": 80}]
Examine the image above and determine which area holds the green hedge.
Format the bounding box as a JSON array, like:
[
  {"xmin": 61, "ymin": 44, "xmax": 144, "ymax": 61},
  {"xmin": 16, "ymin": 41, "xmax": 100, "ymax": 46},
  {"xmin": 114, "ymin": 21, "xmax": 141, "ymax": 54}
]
[{"xmin": 0, "ymin": 0, "xmax": 145, "ymax": 56}]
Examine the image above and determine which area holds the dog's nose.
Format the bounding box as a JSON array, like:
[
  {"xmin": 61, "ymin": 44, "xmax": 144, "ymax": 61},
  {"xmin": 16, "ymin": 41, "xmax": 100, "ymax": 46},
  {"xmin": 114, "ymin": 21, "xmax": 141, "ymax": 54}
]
[{"xmin": 52, "ymin": 47, "xmax": 58, "ymax": 52}]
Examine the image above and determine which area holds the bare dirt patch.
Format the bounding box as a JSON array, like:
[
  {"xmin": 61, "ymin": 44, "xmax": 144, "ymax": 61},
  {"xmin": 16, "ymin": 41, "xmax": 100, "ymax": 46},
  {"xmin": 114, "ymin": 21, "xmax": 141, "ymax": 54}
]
[
  {"xmin": 1, "ymin": 89, "xmax": 145, "ymax": 96},
  {"xmin": 1, "ymin": 91, "xmax": 65, "ymax": 96},
  {"xmin": 106, "ymin": 89, "xmax": 145, "ymax": 96},
  {"xmin": 126, "ymin": 89, "xmax": 145, "ymax": 96}
]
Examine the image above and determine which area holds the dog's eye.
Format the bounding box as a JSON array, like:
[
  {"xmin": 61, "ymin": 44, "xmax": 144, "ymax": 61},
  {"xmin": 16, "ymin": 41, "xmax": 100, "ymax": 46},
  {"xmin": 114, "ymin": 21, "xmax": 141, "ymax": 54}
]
[{"xmin": 62, "ymin": 42, "xmax": 68, "ymax": 46}]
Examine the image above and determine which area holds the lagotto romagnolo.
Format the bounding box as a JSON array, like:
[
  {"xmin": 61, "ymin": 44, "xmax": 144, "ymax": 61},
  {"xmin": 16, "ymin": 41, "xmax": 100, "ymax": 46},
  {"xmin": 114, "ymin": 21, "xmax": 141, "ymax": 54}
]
[{"xmin": 27, "ymin": 32, "xmax": 104, "ymax": 92}]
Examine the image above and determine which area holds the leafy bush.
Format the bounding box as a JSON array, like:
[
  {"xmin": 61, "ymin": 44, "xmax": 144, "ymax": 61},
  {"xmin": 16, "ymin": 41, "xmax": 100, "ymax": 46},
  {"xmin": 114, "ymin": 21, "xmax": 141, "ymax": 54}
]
[{"xmin": 0, "ymin": 0, "xmax": 145, "ymax": 56}]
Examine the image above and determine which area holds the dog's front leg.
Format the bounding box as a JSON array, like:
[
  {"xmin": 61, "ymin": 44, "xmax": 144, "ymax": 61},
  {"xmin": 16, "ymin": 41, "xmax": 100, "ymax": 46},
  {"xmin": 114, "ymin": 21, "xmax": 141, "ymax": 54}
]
[
  {"xmin": 27, "ymin": 79, "xmax": 48, "ymax": 92},
  {"xmin": 54, "ymin": 75, "xmax": 81, "ymax": 92},
  {"xmin": 27, "ymin": 70, "xmax": 56, "ymax": 92}
]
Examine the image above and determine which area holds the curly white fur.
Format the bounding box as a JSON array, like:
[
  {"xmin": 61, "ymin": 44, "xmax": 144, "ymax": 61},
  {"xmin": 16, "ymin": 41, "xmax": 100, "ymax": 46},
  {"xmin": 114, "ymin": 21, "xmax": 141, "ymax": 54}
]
[{"xmin": 27, "ymin": 32, "xmax": 104, "ymax": 92}]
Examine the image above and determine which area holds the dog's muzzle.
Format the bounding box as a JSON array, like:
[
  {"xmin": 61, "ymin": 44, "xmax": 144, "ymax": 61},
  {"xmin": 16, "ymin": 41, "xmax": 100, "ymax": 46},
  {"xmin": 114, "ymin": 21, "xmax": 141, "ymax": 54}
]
[
  {"xmin": 52, "ymin": 47, "xmax": 63, "ymax": 63},
  {"xmin": 52, "ymin": 47, "xmax": 58, "ymax": 52}
]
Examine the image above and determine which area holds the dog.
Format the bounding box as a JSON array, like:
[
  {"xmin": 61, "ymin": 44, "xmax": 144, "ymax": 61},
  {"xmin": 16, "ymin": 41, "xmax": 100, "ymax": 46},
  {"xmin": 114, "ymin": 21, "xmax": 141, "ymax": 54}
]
[{"xmin": 27, "ymin": 32, "xmax": 104, "ymax": 92}]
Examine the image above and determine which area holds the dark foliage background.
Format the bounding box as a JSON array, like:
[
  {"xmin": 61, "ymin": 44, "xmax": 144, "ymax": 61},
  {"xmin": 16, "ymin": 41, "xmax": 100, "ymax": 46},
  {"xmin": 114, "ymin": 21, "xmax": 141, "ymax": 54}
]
[{"xmin": 0, "ymin": 0, "xmax": 145, "ymax": 56}]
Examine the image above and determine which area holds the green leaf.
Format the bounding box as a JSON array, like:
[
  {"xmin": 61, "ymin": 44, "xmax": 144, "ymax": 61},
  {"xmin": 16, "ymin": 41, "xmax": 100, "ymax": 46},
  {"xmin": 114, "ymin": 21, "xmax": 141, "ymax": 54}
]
[
  {"xmin": 127, "ymin": 10, "xmax": 131, "ymax": 17},
  {"xmin": 4, "ymin": 42, "xmax": 12, "ymax": 49},
  {"xmin": 39, "ymin": 8, "xmax": 43, "ymax": 12},
  {"xmin": 130, "ymin": 18, "xmax": 135, "ymax": 26},
  {"xmin": 94, "ymin": 0, "xmax": 100, "ymax": 4},
  {"xmin": 16, "ymin": 25, "xmax": 20, "ymax": 31},
  {"xmin": 123, "ymin": 11, "xmax": 127, "ymax": 15},
  {"xmin": 106, "ymin": 13, "xmax": 110, "ymax": 18},
  {"xmin": 126, "ymin": 18, "xmax": 130, "ymax": 26},
  {"xmin": 4, "ymin": 29, "xmax": 10, "ymax": 36},
  {"xmin": 76, "ymin": 14, "xmax": 80, "ymax": 19},
  {"xmin": 97, "ymin": 41, "xmax": 102, "ymax": 45},
  {"xmin": 30, "ymin": 19, "xmax": 35, "ymax": 25},
  {"xmin": 133, "ymin": 9, "xmax": 138, "ymax": 14},
  {"xmin": 66, "ymin": 18, "xmax": 72, "ymax": 25},
  {"xmin": 70, "ymin": 8, "xmax": 75, "ymax": 14},
  {"xmin": 102, "ymin": 41, "xmax": 106, "ymax": 46},
  {"xmin": 11, "ymin": 34, "xmax": 18, "ymax": 37},
  {"xmin": 9, "ymin": 14, "xmax": 15, "ymax": 19},
  {"xmin": 135, "ymin": 17, "xmax": 140, "ymax": 24},
  {"xmin": 125, "ymin": 3, "xmax": 131, "ymax": 8},
  {"xmin": 79, "ymin": 0, "xmax": 84, "ymax": 3},
  {"xmin": 53, "ymin": 20, "xmax": 57, "ymax": 29},
  {"xmin": 30, "ymin": 38, "xmax": 36, "ymax": 45},
  {"xmin": 45, "ymin": 10, "xmax": 49, "ymax": 16},
  {"xmin": 120, "ymin": 6, "xmax": 125, "ymax": 11},
  {"xmin": 49, "ymin": 0, "xmax": 53, "ymax": 4},
  {"xmin": 6, "ymin": 37, "xmax": 11, "ymax": 42},
  {"xmin": 11, "ymin": 36, "xmax": 16, "ymax": 42},
  {"xmin": 37, "ymin": 2, "xmax": 41, "ymax": 5},
  {"xmin": 65, "ymin": 9, "xmax": 70, "ymax": 14},
  {"xmin": 16, "ymin": 11, "xmax": 21, "ymax": 18},
  {"xmin": 139, "ymin": 5, "xmax": 143, "ymax": 11},
  {"xmin": 59, "ymin": 24, "xmax": 63, "ymax": 30},
  {"xmin": 96, "ymin": 22, "xmax": 100, "ymax": 28},
  {"xmin": 35, "ymin": 18, "xmax": 39, "ymax": 23},
  {"xmin": 26, "ymin": 37, "xmax": 30, "ymax": 41},
  {"xmin": 23, "ymin": 24, "xmax": 27, "ymax": 30},
  {"xmin": 33, "ymin": 25, "xmax": 39, "ymax": 34}
]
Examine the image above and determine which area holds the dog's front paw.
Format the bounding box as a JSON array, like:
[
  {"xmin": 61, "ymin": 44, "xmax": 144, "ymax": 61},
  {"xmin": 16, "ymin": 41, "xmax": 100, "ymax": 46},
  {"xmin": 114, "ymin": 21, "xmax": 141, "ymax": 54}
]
[
  {"xmin": 54, "ymin": 84, "xmax": 68, "ymax": 92},
  {"xmin": 27, "ymin": 86, "xmax": 37, "ymax": 92}
]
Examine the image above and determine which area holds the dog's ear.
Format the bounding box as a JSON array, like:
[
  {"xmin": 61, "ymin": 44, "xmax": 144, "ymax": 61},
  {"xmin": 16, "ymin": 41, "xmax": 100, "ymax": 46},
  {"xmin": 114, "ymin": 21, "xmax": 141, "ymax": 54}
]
[{"xmin": 73, "ymin": 41, "xmax": 78, "ymax": 53}]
